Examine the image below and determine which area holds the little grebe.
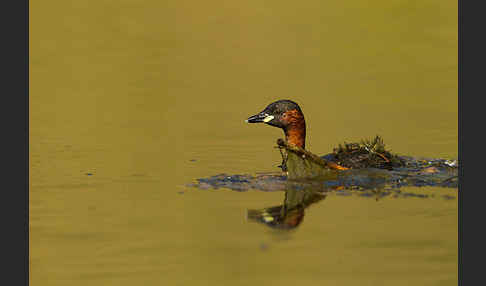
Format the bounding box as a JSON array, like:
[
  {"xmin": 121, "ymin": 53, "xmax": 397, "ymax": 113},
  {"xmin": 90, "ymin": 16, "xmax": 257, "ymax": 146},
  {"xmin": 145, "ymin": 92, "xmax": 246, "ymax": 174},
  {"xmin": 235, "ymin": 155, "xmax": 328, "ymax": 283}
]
[{"xmin": 246, "ymin": 100, "xmax": 348, "ymax": 170}]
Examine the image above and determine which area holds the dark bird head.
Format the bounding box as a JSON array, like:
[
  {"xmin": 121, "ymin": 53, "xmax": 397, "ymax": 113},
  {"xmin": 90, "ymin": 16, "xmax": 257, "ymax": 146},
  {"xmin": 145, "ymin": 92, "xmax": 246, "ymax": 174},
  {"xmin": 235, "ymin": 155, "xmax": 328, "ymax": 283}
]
[{"xmin": 246, "ymin": 100, "xmax": 306, "ymax": 149}]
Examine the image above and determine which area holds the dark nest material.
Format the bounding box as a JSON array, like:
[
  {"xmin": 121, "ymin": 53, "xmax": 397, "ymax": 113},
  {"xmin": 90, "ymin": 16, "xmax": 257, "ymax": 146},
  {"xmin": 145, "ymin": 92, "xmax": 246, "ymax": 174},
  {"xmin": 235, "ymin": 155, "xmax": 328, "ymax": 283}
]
[{"xmin": 330, "ymin": 135, "xmax": 405, "ymax": 170}]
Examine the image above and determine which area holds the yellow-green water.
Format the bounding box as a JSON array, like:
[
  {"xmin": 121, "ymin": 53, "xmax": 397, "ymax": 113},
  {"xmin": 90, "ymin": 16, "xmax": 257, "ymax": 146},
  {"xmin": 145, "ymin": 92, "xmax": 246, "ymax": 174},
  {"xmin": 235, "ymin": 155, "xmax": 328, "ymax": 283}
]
[{"xmin": 30, "ymin": 1, "xmax": 457, "ymax": 285}]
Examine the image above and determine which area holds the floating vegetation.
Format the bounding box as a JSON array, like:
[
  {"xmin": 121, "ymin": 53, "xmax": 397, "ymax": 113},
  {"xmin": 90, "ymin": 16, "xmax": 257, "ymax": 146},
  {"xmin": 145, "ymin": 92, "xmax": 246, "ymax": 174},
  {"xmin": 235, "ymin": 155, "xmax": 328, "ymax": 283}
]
[
  {"xmin": 330, "ymin": 135, "xmax": 405, "ymax": 169},
  {"xmin": 189, "ymin": 136, "xmax": 458, "ymax": 193}
]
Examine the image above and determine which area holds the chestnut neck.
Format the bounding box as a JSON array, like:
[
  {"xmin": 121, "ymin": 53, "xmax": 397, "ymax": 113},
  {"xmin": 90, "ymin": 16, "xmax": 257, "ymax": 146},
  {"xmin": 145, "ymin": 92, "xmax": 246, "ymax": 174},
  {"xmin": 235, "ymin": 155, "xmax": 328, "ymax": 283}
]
[{"xmin": 283, "ymin": 118, "xmax": 306, "ymax": 149}]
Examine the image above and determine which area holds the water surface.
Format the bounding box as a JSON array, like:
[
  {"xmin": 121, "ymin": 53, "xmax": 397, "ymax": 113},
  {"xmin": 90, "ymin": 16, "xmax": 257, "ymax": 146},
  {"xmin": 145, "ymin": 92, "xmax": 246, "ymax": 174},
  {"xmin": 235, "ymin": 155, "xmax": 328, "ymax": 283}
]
[{"xmin": 31, "ymin": 1, "xmax": 457, "ymax": 285}]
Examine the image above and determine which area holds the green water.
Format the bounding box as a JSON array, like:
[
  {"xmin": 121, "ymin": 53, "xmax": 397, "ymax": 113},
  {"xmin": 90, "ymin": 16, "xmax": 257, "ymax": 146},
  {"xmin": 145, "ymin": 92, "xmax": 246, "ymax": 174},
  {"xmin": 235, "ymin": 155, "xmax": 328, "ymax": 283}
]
[{"xmin": 30, "ymin": 1, "xmax": 457, "ymax": 285}]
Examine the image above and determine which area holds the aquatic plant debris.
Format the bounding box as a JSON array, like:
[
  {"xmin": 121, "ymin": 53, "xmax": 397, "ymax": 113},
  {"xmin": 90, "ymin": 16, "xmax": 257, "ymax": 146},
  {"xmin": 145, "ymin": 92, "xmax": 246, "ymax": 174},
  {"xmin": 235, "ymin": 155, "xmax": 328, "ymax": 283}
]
[
  {"xmin": 329, "ymin": 135, "xmax": 405, "ymax": 169},
  {"xmin": 188, "ymin": 136, "xmax": 458, "ymax": 195}
]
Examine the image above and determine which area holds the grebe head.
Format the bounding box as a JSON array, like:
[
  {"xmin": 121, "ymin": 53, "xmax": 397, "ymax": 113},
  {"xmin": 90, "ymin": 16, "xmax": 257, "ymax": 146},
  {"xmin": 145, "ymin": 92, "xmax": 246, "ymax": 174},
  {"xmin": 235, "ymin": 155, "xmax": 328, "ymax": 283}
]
[{"xmin": 246, "ymin": 100, "xmax": 306, "ymax": 148}]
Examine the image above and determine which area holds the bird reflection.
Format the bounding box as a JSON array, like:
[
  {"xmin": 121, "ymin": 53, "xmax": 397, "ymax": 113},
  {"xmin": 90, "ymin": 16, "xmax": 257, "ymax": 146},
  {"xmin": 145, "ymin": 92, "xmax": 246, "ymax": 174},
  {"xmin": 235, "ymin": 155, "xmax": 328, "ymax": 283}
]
[
  {"xmin": 246, "ymin": 184, "xmax": 389, "ymax": 230},
  {"xmin": 247, "ymin": 187, "xmax": 328, "ymax": 230}
]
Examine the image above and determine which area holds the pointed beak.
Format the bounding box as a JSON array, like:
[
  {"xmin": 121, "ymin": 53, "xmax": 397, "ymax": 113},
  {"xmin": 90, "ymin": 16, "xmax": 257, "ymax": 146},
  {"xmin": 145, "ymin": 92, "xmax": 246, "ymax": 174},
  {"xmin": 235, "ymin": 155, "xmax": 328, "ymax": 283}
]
[{"xmin": 245, "ymin": 112, "xmax": 275, "ymax": 123}]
